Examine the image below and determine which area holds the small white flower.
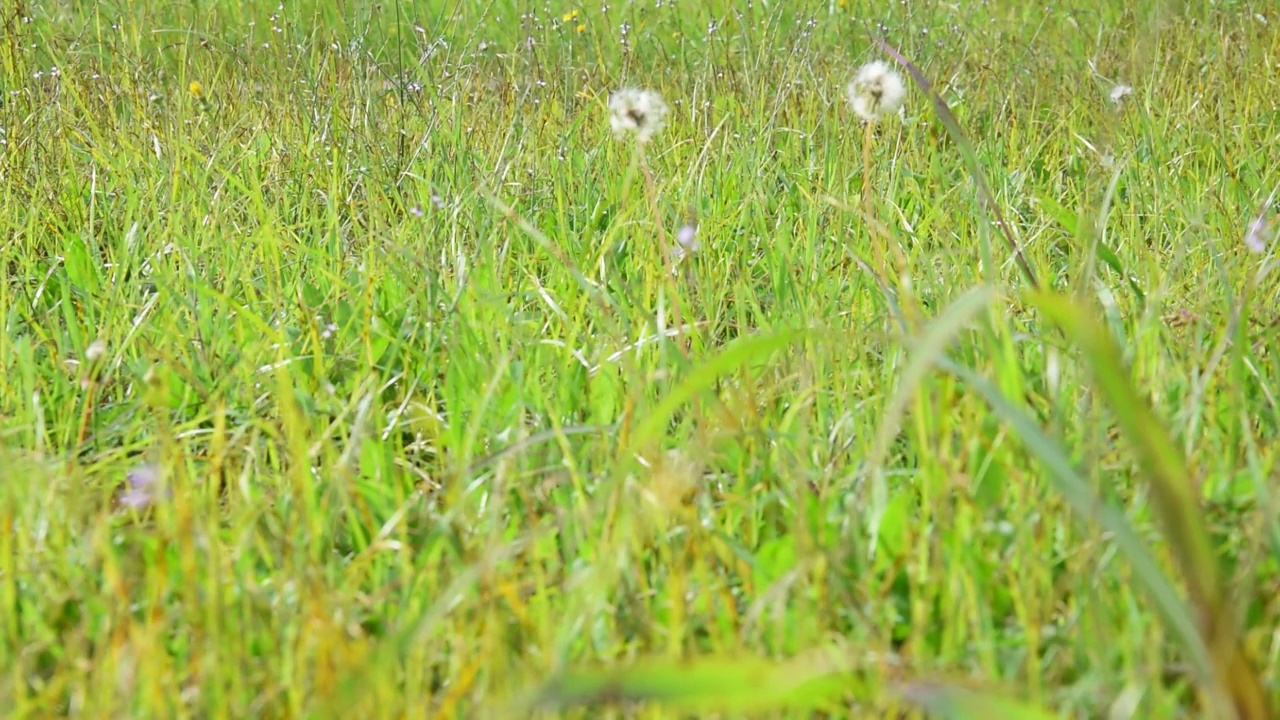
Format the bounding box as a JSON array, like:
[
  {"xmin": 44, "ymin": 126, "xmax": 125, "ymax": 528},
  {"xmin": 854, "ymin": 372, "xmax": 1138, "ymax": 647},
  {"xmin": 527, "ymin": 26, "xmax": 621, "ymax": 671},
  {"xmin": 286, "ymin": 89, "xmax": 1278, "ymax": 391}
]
[
  {"xmin": 1109, "ymin": 84, "xmax": 1133, "ymax": 105},
  {"xmin": 847, "ymin": 60, "xmax": 906, "ymax": 123},
  {"xmin": 86, "ymin": 339, "xmax": 107, "ymax": 363},
  {"xmin": 608, "ymin": 87, "xmax": 669, "ymax": 143}
]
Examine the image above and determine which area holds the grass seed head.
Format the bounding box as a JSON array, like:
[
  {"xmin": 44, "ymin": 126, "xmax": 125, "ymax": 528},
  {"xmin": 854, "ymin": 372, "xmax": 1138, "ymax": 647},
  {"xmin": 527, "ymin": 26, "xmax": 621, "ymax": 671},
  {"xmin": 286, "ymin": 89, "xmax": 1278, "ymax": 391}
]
[
  {"xmin": 608, "ymin": 87, "xmax": 669, "ymax": 143},
  {"xmin": 847, "ymin": 60, "xmax": 906, "ymax": 123}
]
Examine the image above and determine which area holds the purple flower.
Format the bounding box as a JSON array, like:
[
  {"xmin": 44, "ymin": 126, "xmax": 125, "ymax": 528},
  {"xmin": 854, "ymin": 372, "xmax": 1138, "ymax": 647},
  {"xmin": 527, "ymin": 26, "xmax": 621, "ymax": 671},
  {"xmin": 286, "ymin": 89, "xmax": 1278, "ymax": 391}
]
[
  {"xmin": 1246, "ymin": 189, "xmax": 1277, "ymax": 254},
  {"xmin": 1245, "ymin": 213, "xmax": 1270, "ymax": 254},
  {"xmin": 119, "ymin": 465, "xmax": 160, "ymax": 509},
  {"xmin": 677, "ymin": 223, "xmax": 698, "ymax": 249},
  {"xmin": 673, "ymin": 223, "xmax": 699, "ymax": 261}
]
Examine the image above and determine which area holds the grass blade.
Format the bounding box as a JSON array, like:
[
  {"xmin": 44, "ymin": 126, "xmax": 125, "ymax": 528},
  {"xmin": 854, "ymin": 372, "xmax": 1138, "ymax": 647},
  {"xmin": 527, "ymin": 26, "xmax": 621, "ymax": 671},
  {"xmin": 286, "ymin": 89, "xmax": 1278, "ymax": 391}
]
[
  {"xmin": 937, "ymin": 357, "xmax": 1212, "ymax": 682},
  {"xmin": 872, "ymin": 36, "xmax": 1040, "ymax": 290},
  {"xmin": 903, "ymin": 682, "xmax": 1063, "ymax": 720},
  {"xmin": 864, "ymin": 284, "xmax": 998, "ymax": 555},
  {"xmin": 528, "ymin": 654, "xmax": 854, "ymax": 713},
  {"xmin": 625, "ymin": 327, "xmax": 806, "ymax": 454},
  {"xmin": 1026, "ymin": 291, "xmax": 1270, "ymax": 719}
]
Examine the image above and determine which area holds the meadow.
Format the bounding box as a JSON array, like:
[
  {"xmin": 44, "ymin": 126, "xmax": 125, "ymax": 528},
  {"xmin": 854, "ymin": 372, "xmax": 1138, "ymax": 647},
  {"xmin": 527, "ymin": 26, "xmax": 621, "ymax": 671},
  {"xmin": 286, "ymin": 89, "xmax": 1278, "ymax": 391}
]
[{"xmin": 2, "ymin": 0, "xmax": 1279, "ymax": 717}]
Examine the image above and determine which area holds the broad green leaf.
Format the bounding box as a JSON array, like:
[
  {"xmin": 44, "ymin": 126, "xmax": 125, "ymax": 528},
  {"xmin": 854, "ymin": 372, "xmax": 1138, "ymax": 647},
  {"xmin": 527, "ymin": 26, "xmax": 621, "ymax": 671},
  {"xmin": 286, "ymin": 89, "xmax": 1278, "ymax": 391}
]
[{"xmin": 63, "ymin": 234, "xmax": 100, "ymax": 295}]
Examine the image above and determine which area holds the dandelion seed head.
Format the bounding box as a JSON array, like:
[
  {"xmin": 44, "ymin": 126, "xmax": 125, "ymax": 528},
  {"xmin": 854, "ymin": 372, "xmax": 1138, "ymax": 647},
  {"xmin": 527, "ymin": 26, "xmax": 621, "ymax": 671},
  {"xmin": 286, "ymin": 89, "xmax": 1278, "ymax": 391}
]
[
  {"xmin": 1109, "ymin": 84, "xmax": 1133, "ymax": 105},
  {"xmin": 847, "ymin": 60, "xmax": 906, "ymax": 123},
  {"xmin": 608, "ymin": 88, "xmax": 669, "ymax": 143}
]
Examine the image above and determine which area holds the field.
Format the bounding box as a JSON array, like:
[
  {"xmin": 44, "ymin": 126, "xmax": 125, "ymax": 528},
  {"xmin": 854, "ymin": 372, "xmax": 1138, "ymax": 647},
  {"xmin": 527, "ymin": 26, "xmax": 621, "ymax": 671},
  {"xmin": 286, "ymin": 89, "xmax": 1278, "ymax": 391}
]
[{"xmin": 2, "ymin": 0, "xmax": 1279, "ymax": 717}]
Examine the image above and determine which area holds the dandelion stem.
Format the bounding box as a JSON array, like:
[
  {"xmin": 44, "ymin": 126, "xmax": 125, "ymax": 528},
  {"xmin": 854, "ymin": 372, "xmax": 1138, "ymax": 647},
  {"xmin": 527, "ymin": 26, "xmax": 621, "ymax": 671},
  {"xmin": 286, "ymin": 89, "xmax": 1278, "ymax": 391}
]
[
  {"xmin": 638, "ymin": 144, "xmax": 690, "ymax": 359},
  {"xmin": 861, "ymin": 122, "xmax": 885, "ymax": 278}
]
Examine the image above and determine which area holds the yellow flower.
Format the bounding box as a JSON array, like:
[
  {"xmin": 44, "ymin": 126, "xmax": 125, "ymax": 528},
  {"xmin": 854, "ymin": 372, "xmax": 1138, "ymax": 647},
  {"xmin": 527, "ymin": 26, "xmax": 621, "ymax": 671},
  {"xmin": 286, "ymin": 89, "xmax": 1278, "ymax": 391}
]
[
  {"xmin": 576, "ymin": 23, "xmax": 585, "ymax": 33},
  {"xmin": 561, "ymin": 9, "xmax": 578, "ymax": 22},
  {"xmin": 188, "ymin": 80, "xmax": 204, "ymax": 99}
]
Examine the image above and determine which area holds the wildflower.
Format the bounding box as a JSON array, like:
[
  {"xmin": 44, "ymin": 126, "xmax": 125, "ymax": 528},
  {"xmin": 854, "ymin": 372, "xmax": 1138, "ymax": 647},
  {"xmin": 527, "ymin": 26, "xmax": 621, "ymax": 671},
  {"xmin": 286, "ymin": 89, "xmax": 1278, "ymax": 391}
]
[
  {"xmin": 674, "ymin": 222, "xmax": 699, "ymax": 261},
  {"xmin": 1109, "ymin": 84, "xmax": 1133, "ymax": 105},
  {"xmin": 119, "ymin": 465, "xmax": 160, "ymax": 509},
  {"xmin": 1245, "ymin": 188, "xmax": 1277, "ymax": 254},
  {"xmin": 85, "ymin": 339, "xmax": 107, "ymax": 363},
  {"xmin": 1245, "ymin": 214, "xmax": 1270, "ymax": 253},
  {"xmin": 188, "ymin": 80, "xmax": 203, "ymax": 99},
  {"xmin": 608, "ymin": 88, "xmax": 669, "ymax": 143},
  {"xmin": 562, "ymin": 9, "xmax": 579, "ymax": 23},
  {"xmin": 847, "ymin": 60, "xmax": 906, "ymax": 123}
]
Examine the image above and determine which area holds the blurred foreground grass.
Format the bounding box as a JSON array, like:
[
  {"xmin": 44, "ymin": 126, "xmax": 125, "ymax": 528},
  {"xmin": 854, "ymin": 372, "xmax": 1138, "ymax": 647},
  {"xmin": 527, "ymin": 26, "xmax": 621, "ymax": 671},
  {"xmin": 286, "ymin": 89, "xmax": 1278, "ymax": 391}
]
[{"xmin": 1, "ymin": 0, "xmax": 1279, "ymax": 716}]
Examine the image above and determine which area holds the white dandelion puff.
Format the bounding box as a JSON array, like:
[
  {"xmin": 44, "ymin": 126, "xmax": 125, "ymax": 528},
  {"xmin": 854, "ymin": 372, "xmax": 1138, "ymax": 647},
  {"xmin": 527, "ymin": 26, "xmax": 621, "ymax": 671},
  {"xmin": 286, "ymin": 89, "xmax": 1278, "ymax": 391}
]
[
  {"xmin": 608, "ymin": 87, "xmax": 669, "ymax": 143},
  {"xmin": 847, "ymin": 60, "xmax": 906, "ymax": 123},
  {"xmin": 1109, "ymin": 84, "xmax": 1133, "ymax": 105}
]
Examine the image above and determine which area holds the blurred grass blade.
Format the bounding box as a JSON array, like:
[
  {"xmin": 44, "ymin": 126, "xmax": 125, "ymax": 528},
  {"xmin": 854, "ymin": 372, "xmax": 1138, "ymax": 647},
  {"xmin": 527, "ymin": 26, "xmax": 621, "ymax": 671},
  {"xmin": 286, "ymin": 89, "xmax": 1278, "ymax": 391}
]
[
  {"xmin": 532, "ymin": 654, "xmax": 853, "ymax": 713},
  {"xmin": 865, "ymin": 284, "xmax": 997, "ymax": 555},
  {"xmin": 872, "ymin": 36, "xmax": 1039, "ymax": 290},
  {"xmin": 1027, "ymin": 290, "xmax": 1270, "ymax": 720},
  {"xmin": 903, "ymin": 682, "xmax": 1061, "ymax": 720},
  {"xmin": 1035, "ymin": 192, "xmax": 1145, "ymax": 305},
  {"xmin": 626, "ymin": 327, "xmax": 805, "ymax": 453},
  {"xmin": 937, "ymin": 357, "xmax": 1211, "ymax": 682}
]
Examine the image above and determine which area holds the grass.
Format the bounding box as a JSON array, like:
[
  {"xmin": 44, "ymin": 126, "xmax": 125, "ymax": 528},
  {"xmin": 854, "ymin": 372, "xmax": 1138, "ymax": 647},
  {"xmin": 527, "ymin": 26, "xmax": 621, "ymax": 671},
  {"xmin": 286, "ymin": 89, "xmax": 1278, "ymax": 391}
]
[{"xmin": 2, "ymin": 0, "xmax": 1279, "ymax": 717}]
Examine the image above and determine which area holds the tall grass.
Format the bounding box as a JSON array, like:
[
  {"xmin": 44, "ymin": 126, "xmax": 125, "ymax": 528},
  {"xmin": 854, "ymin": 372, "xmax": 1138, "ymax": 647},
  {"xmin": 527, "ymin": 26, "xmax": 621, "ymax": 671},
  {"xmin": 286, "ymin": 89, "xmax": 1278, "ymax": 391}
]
[{"xmin": 1, "ymin": 0, "xmax": 1278, "ymax": 717}]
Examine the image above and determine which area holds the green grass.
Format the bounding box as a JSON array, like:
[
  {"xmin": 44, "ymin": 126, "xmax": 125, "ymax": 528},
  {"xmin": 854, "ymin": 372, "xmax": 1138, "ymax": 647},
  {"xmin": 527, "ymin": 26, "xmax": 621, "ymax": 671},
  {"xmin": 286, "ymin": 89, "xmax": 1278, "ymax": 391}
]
[{"xmin": 2, "ymin": 0, "xmax": 1279, "ymax": 717}]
